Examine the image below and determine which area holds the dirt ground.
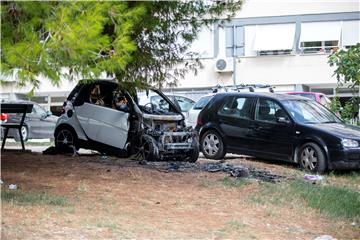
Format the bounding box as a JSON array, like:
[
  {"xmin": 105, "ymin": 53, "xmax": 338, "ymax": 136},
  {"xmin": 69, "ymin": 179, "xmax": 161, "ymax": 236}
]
[{"xmin": 1, "ymin": 151, "xmax": 359, "ymax": 240}]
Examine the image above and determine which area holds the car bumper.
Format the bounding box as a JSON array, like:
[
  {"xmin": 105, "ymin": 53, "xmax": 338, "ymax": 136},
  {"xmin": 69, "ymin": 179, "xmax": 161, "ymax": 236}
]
[{"xmin": 328, "ymin": 148, "xmax": 360, "ymax": 170}]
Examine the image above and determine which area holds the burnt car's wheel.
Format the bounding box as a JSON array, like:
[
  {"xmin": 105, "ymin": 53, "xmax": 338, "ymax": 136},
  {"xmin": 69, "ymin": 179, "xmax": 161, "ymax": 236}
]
[
  {"xmin": 186, "ymin": 139, "xmax": 200, "ymax": 163},
  {"xmin": 14, "ymin": 125, "xmax": 29, "ymax": 142},
  {"xmin": 186, "ymin": 148, "xmax": 199, "ymax": 163},
  {"xmin": 299, "ymin": 142, "xmax": 327, "ymax": 173},
  {"xmin": 200, "ymin": 130, "xmax": 225, "ymax": 160},
  {"xmin": 142, "ymin": 135, "xmax": 159, "ymax": 161},
  {"xmin": 55, "ymin": 127, "xmax": 78, "ymax": 153}
]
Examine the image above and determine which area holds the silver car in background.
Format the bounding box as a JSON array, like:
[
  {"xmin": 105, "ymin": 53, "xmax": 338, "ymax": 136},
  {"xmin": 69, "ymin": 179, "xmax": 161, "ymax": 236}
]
[{"xmin": 1, "ymin": 100, "xmax": 58, "ymax": 141}]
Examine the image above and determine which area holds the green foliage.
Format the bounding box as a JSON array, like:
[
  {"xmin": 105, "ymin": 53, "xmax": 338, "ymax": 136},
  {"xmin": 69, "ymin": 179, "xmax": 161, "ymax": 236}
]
[
  {"xmin": 329, "ymin": 95, "xmax": 341, "ymax": 114},
  {"xmin": 328, "ymin": 43, "xmax": 360, "ymax": 88},
  {"xmin": 1, "ymin": 1, "xmax": 243, "ymax": 89},
  {"xmin": 341, "ymin": 97, "xmax": 359, "ymax": 122}
]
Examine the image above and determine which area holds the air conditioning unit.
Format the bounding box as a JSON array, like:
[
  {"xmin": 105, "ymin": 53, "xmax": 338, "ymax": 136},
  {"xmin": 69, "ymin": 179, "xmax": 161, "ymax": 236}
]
[{"xmin": 215, "ymin": 57, "xmax": 234, "ymax": 72}]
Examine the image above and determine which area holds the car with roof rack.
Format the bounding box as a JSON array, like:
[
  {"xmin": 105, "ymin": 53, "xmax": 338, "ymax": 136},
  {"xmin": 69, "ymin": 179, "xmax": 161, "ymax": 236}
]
[{"xmin": 195, "ymin": 92, "xmax": 360, "ymax": 173}]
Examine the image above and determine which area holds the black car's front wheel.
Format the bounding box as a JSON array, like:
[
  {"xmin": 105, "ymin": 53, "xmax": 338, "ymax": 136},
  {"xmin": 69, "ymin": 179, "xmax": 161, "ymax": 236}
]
[
  {"xmin": 55, "ymin": 127, "xmax": 78, "ymax": 153},
  {"xmin": 299, "ymin": 142, "xmax": 327, "ymax": 173},
  {"xmin": 200, "ymin": 130, "xmax": 225, "ymax": 160}
]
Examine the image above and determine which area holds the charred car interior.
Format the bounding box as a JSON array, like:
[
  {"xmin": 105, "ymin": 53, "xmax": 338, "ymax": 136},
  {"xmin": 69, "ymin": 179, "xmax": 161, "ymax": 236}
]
[{"xmin": 54, "ymin": 80, "xmax": 199, "ymax": 162}]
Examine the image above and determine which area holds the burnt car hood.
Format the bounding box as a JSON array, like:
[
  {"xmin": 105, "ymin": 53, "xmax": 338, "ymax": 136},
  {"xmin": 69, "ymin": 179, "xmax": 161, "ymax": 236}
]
[
  {"xmin": 307, "ymin": 122, "xmax": 360, "ymax": 139},
  {"xmin": 149, "ymin": 88, "xmax": 184, "ymax": 117}
]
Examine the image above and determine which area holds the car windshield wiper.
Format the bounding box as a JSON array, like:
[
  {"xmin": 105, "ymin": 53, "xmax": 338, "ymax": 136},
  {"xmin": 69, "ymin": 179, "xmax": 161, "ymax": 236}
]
[
  {"xmin": 303, "ymin": 121, "xmax": 318, "ymax": 124},
  {"xmin": 322, "ymin": 121, "xmax": 338, "ymax": 123}
]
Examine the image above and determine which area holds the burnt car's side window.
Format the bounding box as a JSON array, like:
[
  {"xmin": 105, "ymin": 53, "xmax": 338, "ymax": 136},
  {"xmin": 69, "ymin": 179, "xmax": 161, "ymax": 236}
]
[
  {"xmin": 218, "ymin": 96, "xmax": 253, "ymax": 119},
  {"xmin": 88, "ymin": 83, "xmax": 117, "ymax": 108},
  {"xmin": 255, "ymin": 98, "xmax": 287, "ymax": 123}
]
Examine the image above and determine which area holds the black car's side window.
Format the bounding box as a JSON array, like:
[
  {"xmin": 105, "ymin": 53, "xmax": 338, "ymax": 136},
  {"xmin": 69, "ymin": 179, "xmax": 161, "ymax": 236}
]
[
  {"xmin": 255, "ymin": 98, "xmax": 287, "ymax": 123},
  {"xmin": 218, "ymin": 97, "xmax": 252, "ymax": 119}
]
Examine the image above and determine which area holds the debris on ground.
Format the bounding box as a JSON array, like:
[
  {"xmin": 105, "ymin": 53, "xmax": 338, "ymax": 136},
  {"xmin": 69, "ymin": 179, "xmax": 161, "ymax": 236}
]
[
  {"xmin": 43, "ymin": 145, "xmax": 79, "ymax": 156},
  {"xmin": 314, "ymin": 235, "xmax": 337, "ymax": 240},
  {"xmin": 139, "ymin": 161, "xmax": 288, "ymax": 183},
  {"xmin": 8, "ymin": 184, "xmax": 17, "ymax": 190},
  {"xmin": 304, "ymin": 174, "xmax": 324, "ymax": 181},
  {"xmin": 43, "ymin": 146, "xmax": 58, "ymax": 155}
]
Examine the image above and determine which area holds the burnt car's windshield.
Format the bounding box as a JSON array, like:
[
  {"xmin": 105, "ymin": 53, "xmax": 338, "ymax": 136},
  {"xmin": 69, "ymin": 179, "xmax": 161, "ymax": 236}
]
[
  {"xmin": 283, "ymin": 100, "xmax": 341, "ymax": 124},
  {"xmin": 137, "ymin": 89, "xmax": 179, "ymax": 115}
]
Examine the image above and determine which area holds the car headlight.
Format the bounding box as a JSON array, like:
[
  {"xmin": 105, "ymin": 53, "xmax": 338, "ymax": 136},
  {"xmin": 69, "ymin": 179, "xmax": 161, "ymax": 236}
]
[{"xmin": 341, "ymin": 139, "xmax": 359, "ymax": 148}]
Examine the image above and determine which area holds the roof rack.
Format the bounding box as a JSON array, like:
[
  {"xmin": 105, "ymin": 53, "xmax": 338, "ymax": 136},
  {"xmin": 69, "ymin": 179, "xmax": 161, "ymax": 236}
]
[
  {"xmin": 233, "ymin": 84, "xmax": 275, "ymax": 93},
  {"xmin": 212, "ymin": 84, "xmax": 275, "ymax": 93}
]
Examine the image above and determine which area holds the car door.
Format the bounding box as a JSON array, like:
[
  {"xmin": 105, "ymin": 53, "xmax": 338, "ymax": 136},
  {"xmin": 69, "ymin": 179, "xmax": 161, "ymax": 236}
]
[
  {"xmin": 74, "ymin": 83, "xmax": 130, "ymax": 149},
  {"xmin": 217, "ymin": 96, "xmax": 256, "ymax": 153},
  {"xmin": 25, "ymin": 104, "xmax": 43, "ymax": 138},
  {"xmin": 250, "ymin": 97, "xmax": 294, "ymax": 160},
  {"xmin": 32, "ymin": 104, "xmax": 55, "ymax": 138}
]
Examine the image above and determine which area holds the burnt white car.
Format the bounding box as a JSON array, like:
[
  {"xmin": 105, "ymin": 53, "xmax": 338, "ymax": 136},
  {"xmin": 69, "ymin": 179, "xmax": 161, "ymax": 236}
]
[{"xmin": 54, "ymin": 80, "xmax": 199, "ymax": 162}]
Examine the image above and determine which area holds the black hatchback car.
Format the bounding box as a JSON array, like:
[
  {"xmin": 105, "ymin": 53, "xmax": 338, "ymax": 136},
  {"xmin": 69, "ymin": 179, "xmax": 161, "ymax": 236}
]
[{"xmin": 196, "ymin": 93, "xmax": 360, "ymax": 173}]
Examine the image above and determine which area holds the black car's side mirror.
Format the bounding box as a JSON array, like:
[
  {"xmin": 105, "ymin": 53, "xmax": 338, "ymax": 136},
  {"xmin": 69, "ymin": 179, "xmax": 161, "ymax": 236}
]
[{"xmin": 277, "ymin": 117, "xmax": 290, "ymax": 124}]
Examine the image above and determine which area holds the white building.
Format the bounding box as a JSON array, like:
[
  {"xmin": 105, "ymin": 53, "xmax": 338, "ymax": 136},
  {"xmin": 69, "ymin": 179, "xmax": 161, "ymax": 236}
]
[
  {"xmin": 1, "ymin": 0, "xmax": 359, "ymax": 111},
  {"xmin": 176, "ymin": 0, "xmax": 360, "ymax": 99}
]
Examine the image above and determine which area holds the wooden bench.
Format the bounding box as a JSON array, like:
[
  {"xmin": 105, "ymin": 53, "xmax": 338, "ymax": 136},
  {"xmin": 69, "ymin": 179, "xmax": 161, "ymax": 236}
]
[{"xmin": 1, "ymin": 103, "xmax": 33, "ymax": 151}]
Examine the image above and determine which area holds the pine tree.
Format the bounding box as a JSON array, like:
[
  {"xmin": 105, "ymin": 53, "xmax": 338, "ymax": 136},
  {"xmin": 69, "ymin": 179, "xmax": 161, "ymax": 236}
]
[{"xmin": 1, "ymin": 1, "xmax": 243, "ymax": 91}]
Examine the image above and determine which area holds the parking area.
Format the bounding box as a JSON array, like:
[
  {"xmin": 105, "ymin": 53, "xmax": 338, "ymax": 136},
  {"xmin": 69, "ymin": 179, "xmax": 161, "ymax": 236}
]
[{"xmin": 1, "ymin": 151, "xmax": 359, "ymax": 239}]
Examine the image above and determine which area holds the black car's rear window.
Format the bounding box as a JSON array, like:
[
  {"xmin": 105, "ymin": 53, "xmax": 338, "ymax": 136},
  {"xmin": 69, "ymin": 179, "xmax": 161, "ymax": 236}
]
[{"xmin": 193, "ymin": 95, "xmax": 213, "ymax": 110}]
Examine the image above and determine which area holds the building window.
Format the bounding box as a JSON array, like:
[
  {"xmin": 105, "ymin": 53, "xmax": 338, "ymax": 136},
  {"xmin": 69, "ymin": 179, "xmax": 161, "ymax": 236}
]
[
  {"xmin": 300, "ymin": 40, "xmax": 339, "ymax": 54},
  {"xmin": 342, "ymin": 20, "xmax": 360, "ymax": 49},
  {"xmin": 244, "ymin": 23, "xmax": 295, "ymax": 56},
  {"xmin": 299, "ymin": 21, "xmax": 341, "ymax": 54},
  {"xmin": 225, "ymin": 26, "xmax": 244, "ymax": 57},
  {"xmin": 258, "ymin": 49, "xmax": 292, "ymax": 56}
]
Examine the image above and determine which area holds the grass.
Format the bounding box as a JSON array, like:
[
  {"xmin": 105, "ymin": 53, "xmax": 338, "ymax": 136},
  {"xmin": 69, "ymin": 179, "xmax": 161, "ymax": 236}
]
[
  {"xmin": 1, "ymin": 189, "xmax": 68, "ymax": 206},
  {"xmin": 288, "ymin": 180, "xmax": 360, "ymax": 220},
  {"xmin": 221, "ymin": 176, "xmax": 249, "ymax": 188},
  {"xmin": 249, "ymin": 180, "xmax": 360, "ymax": 221},
  {"xmin": 216, "ymin": 175, "xmax": 360, "ymax": 221}
]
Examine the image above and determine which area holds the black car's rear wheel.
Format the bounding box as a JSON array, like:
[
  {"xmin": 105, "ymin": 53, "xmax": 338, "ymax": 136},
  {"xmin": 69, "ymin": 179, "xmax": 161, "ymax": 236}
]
[
  {"xmin": 299, "ymin": 142, "xmax": 326, "ymax": 173},
  {"xmin": 55, "ymin": 127, "xmax": 78, "ymax": 153},
  {"xmin": 200, "ymin": 130, "xmax": 225, "ymax": 160}
]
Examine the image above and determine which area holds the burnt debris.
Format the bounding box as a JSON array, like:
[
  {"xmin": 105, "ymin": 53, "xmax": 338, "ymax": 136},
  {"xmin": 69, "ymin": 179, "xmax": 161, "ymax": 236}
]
[{"xmin": 139, "ymin": 160, "xmax": 288, "ymax": 183}]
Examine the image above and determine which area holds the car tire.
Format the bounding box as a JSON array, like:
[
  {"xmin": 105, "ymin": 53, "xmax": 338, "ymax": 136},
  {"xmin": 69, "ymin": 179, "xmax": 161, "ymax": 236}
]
[
  {"xmin": 55, "ymin": 127, "xmax": 78, "ymax": 153},
  {"xmin": 298, "ymin": 142, "xmax": 327, "ymax": 173},
  {"xmin": 142, "ymin": 135, "xmax": 159, "ymax": 161},
  {"xmin": 200, "ymin": 130, "xmax": 226, "ymax": 160},
  {"xmin": 14, "ymin": 125, "xmax": 29, "ymax": 142},
  {"xmin": 186, "ymin": 139, "xmax": 200, "ymax": 163}
]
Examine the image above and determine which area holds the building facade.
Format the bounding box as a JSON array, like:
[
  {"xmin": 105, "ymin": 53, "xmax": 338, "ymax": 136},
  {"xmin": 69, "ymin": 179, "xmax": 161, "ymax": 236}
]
[{"xmin": 176, "ymin": 0, "xmax": 360, "ymax": 99}]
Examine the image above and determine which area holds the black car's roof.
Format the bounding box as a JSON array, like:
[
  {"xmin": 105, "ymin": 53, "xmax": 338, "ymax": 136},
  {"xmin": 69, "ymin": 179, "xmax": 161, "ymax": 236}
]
[{"xmin": 214, "ymin": 92, "xmax": 309, "ymax": 101}]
